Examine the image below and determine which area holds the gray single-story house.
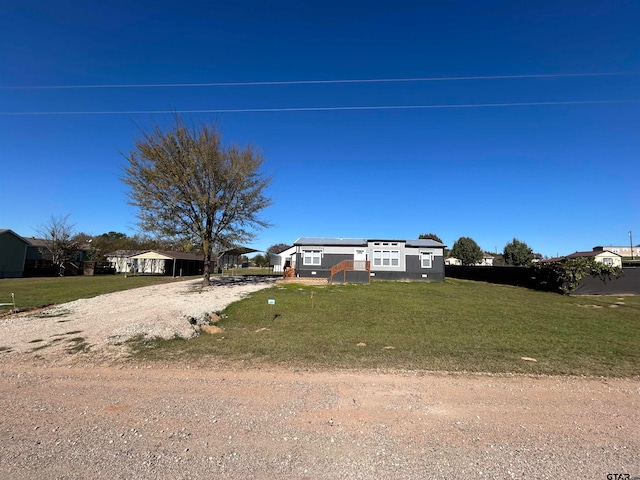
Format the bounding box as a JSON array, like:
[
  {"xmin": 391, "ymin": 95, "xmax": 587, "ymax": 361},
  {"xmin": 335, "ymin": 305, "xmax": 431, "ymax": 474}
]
[
  {"xmin": 0, "ymin": 229, "xmax": 29, "ymax": 278},
  {"xmin": 22, "ymin": 237, "xmax": 87, "ymax": 276},
  {"xmin": 292, "ymin": 237, "xmax": 446, "ymax": 282}
]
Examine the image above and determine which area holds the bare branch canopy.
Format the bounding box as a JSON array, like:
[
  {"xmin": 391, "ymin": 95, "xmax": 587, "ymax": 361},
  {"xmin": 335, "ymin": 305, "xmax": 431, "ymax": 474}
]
[{"xmin": 122, "ymin": 117, "xmax": 273, "ymax": 285}]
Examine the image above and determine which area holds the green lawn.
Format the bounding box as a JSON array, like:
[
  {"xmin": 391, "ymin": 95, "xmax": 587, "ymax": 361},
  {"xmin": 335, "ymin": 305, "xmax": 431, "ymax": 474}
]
[
  {"xmin": 0, "ymin": 274, "xmax": 200, "ymax": 313},
  {"xmin": 133, "ymin": 280, "xmax": 640, "ymax": 377}
]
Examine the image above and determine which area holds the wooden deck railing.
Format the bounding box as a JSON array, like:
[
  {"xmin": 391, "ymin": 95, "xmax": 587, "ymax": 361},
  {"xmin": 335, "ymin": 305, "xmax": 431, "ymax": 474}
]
[{"xmin": 329, "ymin": 260, "xmax": 371, "ymax": 284}]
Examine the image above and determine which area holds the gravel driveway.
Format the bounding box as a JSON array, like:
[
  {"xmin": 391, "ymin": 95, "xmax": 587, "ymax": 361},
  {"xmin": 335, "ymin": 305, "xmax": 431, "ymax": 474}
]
[
  {"xmin": 0, "ymin": 276, "xmax": 276, "ymax": 362},
  {"xmin": 0, "ymin": 279, "xmax": 638, "ymax": 479}
]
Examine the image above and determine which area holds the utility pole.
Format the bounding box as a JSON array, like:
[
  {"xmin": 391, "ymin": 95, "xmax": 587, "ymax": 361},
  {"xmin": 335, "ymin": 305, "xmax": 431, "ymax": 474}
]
[{"xmin": 630, "ymin": 231, "xmax": 634, "ymax": 260}]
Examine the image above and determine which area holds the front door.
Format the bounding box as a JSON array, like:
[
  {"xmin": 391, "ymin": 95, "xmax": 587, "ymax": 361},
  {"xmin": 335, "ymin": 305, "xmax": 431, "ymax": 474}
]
[{"xmin": 354, "ymin": 248, "xmax": 367, "ymax": 270}]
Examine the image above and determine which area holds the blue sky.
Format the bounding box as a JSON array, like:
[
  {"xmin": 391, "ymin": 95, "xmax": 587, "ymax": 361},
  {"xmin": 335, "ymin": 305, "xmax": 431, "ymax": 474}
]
[{"xmin": 1, "ymin": 0, "xmax": 638, "ymax": 257}]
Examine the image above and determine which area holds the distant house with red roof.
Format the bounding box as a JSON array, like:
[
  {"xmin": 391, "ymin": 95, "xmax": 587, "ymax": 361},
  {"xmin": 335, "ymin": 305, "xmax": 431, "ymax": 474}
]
[{"xmin": 542, "ymin": 247, "xmax": 622, "ymax": 268}]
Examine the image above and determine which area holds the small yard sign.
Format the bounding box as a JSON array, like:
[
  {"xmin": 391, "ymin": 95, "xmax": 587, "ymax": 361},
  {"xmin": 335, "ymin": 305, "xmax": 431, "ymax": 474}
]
[{"xmin": 267, "ymin": 298, "xmax": 276, "ymax": 321}]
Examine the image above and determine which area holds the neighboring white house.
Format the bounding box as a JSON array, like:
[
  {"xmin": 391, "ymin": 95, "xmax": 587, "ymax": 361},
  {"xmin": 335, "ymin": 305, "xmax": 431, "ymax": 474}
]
[
  {"xmin": 127, "ymin": 251, "xmax": 173, "ymax": 274},
  {"xmin": 105, "ymin": 250, "xmax": 147, "ymax": 273},
  {"xmin": 269, "ymin": 246, "xmax": 297, "ymax": 273},
  {"xmin": 107, "ymin": 250, "xmax": 204, "ymax": 276},
  {"xmin": 480, "ymin": 253, "xmax": 495, "ymax": 266},
  {"xmin": 566, "ymin": 248, "xmax": 623, "ymax": 268},
  {"xmin": 445, "ymin": 253, "xmax": 494, "ymax": 266},
  {"xmin": 596, "ymin": 245, "xmax": 640, "ymax": 258}
]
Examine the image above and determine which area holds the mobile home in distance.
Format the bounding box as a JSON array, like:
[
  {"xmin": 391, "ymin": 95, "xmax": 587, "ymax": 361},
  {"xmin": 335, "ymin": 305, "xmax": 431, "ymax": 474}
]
[{"xmin": 292, "ymin": 237, "xmax": 446, "ymax": 283}]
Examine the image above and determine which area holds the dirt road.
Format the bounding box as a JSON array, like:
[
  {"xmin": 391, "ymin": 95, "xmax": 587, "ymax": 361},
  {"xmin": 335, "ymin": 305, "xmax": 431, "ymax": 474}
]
[{"xmin": 1, "ymin": 361, "xmax": 638, "ymax": 479}]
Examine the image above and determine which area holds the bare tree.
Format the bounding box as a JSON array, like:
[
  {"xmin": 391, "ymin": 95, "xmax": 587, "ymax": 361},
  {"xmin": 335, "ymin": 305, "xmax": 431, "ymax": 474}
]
[
  {"xmin": 123, "ymin": 117, "xmax": 273, "ymax": 285},
  {"xmin": 267, "ymin": 243, "xmax": 292, "ymax": 254},
  {"xmin": 36, "ymin": 214, "xmax": 79, "ymax": 276}
]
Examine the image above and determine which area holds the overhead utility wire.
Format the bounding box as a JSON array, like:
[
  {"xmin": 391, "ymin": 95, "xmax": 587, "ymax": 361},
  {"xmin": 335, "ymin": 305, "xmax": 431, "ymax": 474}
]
[
  {"xmin": 2, "ymin": 99, "xmax": 637, "ymax": 116},
  {"xmin": 0, "ymin": 72, "xmax": 633, "ymax": 90}
]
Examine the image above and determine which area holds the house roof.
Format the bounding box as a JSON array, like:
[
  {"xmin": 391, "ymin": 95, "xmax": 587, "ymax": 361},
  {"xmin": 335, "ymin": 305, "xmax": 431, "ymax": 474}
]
[
  {"xmin": 405, "ymin": 239, "xmax": 447, "ymax": 248},
  {"xmin": 268, "ymin": 246, "xmax": 297, "ymax": 258},
  {"xmin": 567, "ymin": 250, "xmax": 622, "ymax": 259},
  {"xmin": 23, "ymin": 236, "xmax": 91, "ymax": 251},
  {"xmin": 294, "ymin": 237, "xmax": 367, "ymax": 246},
  {"xmin": 540, "ymin": 256, "xmax": 566, "ymax": 263},
  {"xmin": 22, "ymin": 237, "xmax": 52, "ymax": 248},
  {"xmin": 0, "ymin": 229, "xmax": 29, "ymax": 244},
  {"xmin": 128, "ymin": 250, "xmax": 204, "ymax": 261},
  {"xmin": 219, "ymin": 246, "xmax": 260, "ymax": 257},
  {"xmin": 294, "ymin": 237, "xmax": 446, "ymax": 248},
  {"xmin": 106, "ymin": 249, "xmax": 148, "ymax": 257},
  {"xmin": 543, "ymin": 250, "xmax": 624, "ymax": 262}
]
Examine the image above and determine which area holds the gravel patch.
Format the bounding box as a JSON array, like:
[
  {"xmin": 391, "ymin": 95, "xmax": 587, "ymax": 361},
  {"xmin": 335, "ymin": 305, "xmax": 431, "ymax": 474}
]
[{"xmin": 0, "ymin": 276, "xmax": 275, "ymax": 361}]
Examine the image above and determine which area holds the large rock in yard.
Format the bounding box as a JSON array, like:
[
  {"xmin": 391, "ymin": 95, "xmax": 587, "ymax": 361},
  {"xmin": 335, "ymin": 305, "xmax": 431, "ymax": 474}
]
[{"xmin": 202, "ymin": 325, "xmax": 224, "ymax": 334}]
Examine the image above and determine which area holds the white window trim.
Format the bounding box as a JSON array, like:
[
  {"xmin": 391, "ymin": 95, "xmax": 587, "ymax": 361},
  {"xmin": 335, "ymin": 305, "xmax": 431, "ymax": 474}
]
[
  {"xmin": 372, "ymin": 249, "xmax": 401, "ymax": 269},
  {"xmin": 302, "ymin": 249, "xmax": 322, "ymax": 266},
  {"xmin": 421, "ymin": 251, "xmax": 433, "ymax": 269}
]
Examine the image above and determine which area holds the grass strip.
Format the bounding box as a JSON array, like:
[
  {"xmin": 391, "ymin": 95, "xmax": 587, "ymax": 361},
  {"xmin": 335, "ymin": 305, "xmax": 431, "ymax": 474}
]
[
  {"xmin": 132, "ymin": 280, "xmax": 640, "ymax": 377},
  {"xmin": 0, "ymin": 275, "xmax": 200, "ymax": 313}
]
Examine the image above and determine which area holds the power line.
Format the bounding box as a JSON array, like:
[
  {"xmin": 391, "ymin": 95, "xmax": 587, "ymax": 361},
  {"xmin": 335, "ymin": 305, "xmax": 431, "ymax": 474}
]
[
  {"xmin": 0, "ymin": 72, "xmax": 634, "ymax": 90},
  {"xmin": 1, "ymin": 99, "xmax": 637, "ymax": 116}
]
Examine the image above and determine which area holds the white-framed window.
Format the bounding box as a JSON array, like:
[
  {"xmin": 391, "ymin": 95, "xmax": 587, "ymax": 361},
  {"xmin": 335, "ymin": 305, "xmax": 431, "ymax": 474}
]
[
  {"xmin": 373, "ymin": 249, "xmax": 399, "ymax": 267},
  {"xmin": 303, "ymin": 250, "xmax": 321, "ymax": 266},
  {"xmin": 421, "ymin": 252, "xmax": 433, "ymax": 268},
  {"xmin": 602, "ymin": 257, "xmax": 614, "ymax": 266}
]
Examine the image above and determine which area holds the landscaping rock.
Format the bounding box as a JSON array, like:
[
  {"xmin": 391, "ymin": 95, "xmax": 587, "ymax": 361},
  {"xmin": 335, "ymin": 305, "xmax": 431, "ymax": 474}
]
[{"xmin": 202, "ymin": 325, "xmax": 224, "ymax": 334}]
